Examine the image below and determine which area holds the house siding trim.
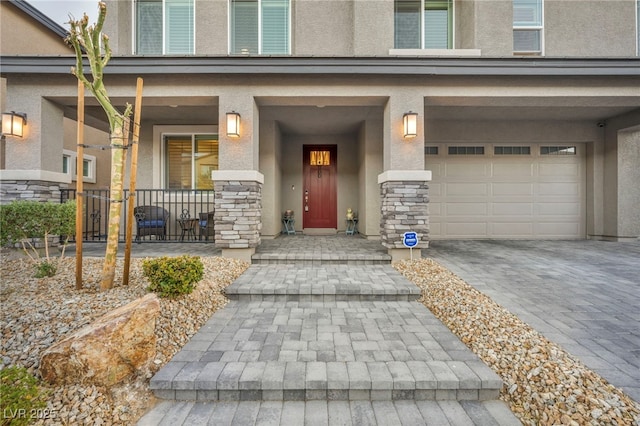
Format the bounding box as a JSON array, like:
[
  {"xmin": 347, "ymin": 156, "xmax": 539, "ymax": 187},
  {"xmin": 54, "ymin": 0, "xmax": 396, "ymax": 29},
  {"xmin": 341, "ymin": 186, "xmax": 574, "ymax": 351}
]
[{"xmin": 1, "ymin": 56, "xmax": 639, "ymax": 77}]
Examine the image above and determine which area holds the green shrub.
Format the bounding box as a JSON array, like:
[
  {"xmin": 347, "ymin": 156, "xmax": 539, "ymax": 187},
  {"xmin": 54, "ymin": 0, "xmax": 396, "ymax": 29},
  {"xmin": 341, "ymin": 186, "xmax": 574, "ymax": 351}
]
[
  {"xmin": 0, "ymin": 366, "xmax": 49, "ymax": 426},
  {"xmin": 34, "ymin": 261, "xmax": 57, "ymax": 278},
  {"xmin": 142, "ymin": 255, "xmax": 204, "ymax": 298},
  {"xmin": 0, "ymin": 200, "xmax": 75, "ymax": 277}
]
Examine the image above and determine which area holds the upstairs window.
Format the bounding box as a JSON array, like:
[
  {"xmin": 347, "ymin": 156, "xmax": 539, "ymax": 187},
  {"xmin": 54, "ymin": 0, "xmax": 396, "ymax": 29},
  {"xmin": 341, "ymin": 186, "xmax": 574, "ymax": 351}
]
[
  {"xmin": 513, "ymin": 0, "xmax": 543, "ymax": 55},
  {"xmin": 394, "ymin": 0, "xmax": 453, "ymax": 49},
  {"xmin": 136, "ymin": 0, "xmax": 195, "ymax": 54},
  {"xmin": 230, "ymin": 0, "xmax": 290, "ymax": 55}
]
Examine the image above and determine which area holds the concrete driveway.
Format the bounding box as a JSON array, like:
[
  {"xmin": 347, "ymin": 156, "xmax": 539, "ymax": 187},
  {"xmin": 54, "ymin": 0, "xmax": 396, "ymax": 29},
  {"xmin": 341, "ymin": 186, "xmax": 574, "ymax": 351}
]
[{"xmin": 425, "ymin": 240, "xmax": 640, "ymax": 402}]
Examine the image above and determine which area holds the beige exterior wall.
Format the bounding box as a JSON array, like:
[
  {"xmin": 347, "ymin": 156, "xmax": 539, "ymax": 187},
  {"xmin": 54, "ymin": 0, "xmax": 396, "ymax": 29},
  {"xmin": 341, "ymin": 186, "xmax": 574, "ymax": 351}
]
[
  {"xmin": 546, "ymin": 1, "xmax": 637, "ymax": 57},
  {"xmin": 0, "ymin": 3, "xmax": 70, "ymax": 55},
  {"xmin": 101, "ymin": 0, "xmax": 639, "ymax": 58},
  {"xmin": 602, "ymin": 110, "xmax": 640, "ymax": 240}
]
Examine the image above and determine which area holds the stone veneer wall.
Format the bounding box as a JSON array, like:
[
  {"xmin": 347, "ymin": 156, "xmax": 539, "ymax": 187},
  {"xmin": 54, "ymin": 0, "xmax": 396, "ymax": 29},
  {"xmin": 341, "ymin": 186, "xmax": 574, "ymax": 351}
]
[
  {"xmin": 380, "ymin": 180, "xmax": 429, "ymax": 249},
  {"xmin": 214, "ymin": 180, "xmax": 262, "ymax": 249},
  {"xmin": 0, "ymin": 180, "xmax": 68, "ymax": 204}
]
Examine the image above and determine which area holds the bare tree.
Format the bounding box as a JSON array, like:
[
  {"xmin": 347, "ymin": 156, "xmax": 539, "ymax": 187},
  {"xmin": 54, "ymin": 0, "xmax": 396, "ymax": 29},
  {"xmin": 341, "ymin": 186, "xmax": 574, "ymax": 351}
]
[{"xmin": 67, "ymin": 2, "xmax": 132, "ymax": 290}]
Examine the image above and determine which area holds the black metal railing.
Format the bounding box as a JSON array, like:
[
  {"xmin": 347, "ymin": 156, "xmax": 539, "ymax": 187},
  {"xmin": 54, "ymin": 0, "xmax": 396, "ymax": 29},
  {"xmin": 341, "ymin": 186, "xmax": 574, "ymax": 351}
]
[{"xmin": 60, "ymin": 189, "xmax": 215, "ymax": 243}]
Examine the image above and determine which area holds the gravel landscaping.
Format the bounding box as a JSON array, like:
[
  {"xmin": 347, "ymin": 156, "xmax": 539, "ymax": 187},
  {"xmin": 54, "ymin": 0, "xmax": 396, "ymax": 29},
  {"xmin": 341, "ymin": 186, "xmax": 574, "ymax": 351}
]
[
  {"xmin": 394, "ymin": 258, "xmax": 640, "ymax": 426},
  {"xmin": 1, "ymin": 253, "xmax": 638, "ymax": 425},
  {"xmin": 0, "ymin": 255, "xmax": 249, "ymax": 425}
]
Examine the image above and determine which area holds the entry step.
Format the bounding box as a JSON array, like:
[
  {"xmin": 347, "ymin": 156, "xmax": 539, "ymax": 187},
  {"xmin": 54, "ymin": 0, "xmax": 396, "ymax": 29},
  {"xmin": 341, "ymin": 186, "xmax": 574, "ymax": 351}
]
[
  {"xmin": 226, "ymin": 265, "xmax": 421, "ymax": 302},
  {"xmin": 149, "ymin": 300, "xmax": 503, "ymax": 401},
  {"xmin": 138, "ymin": 399, "xmax": 522, "ymax": 426}
]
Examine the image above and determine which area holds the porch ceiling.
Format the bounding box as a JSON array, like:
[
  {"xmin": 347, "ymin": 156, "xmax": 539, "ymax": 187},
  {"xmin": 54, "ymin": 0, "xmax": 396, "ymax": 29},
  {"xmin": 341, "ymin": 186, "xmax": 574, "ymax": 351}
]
[
  {"xmin": 56, "ymin": 93, "xmax": 638, "ymax": 133},
  {"xmin": 424, "ymin": 96, "xmax": 640, "ymax": 122},
  {"xmin": 261, "ymin": 105, "xmax": 384, "ymax": 135}
]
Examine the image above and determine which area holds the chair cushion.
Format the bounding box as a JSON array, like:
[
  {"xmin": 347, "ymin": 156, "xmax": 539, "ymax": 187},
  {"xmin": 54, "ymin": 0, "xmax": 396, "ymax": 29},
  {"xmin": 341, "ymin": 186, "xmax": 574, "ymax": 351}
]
[
  {"xmin": 138, "ymin": 219, "xmax": 165, "ymax": 227},
  {"xmin": 199, "ymin": 220, "xmax": 208, "ymax": 227}
]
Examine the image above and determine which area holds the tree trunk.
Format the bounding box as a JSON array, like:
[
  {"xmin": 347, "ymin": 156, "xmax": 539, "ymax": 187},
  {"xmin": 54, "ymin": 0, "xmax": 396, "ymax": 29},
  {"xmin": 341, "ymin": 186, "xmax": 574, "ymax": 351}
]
[{"xmin": 100, "ymin": 119, "xmax": 126, "ymax": 290}]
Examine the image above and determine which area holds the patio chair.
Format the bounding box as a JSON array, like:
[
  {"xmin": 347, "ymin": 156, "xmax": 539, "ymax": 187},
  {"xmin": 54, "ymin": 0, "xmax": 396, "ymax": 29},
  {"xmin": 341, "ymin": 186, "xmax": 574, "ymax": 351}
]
[
  {"xmin": 134, "ymin": 205, "xmax": 170, "ymax": 242},
  {"xmin": 198, "ymin": 211, "xmax": 215, "ymax": 241}
]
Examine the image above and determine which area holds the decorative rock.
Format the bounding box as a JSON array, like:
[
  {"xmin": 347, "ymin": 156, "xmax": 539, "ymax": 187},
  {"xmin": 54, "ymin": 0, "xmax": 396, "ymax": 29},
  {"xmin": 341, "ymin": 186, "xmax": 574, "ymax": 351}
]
[{"xmin": 40, "ymin": 294, "xmax": 160, "ymax": 387}]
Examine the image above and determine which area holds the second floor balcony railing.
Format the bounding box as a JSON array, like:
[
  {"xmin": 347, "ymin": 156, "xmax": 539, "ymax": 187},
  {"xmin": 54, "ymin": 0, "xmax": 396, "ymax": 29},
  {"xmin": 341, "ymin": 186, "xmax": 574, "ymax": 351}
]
[{"xmin": 60, "ymin": 189, "xmax": 216, "ymax": 243}]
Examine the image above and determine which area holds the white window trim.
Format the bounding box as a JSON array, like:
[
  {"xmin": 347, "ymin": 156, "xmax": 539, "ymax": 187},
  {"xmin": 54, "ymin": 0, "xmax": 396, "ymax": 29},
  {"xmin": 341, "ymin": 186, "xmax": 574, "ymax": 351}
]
[
  {"xmin": 227, "ymin": 0, "xmax": 292, "ymax": 55},
  {"xmin": 394, "ymin": 0, "xmax": 455, "ymax": 51},
  {"xmin": 63, "ymin": 149, "xmax": 97, "ymax": 184},
  {"xmin": 152, "ymin": 125, "xmax": 218, "ymax": 189},
  {"xmin": 132, "ymin": 0, "xmax": 196, "ymax": 55},
  {"xmin": 513, "ymin": 0, "xmax": 544, "ymax": 56}
]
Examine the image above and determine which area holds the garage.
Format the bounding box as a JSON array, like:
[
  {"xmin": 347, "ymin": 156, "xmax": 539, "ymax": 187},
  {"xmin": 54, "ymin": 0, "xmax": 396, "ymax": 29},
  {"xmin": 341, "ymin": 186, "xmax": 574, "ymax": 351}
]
[{"xmin": 426, "ymin": 144, "xmax": 585, "ymax": 239}]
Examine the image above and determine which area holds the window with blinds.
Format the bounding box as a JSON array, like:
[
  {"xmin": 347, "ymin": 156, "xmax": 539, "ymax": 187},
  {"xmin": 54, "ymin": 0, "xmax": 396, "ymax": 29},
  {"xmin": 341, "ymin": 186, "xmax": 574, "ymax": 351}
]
[
  {"xmin": 230, "ymin": 0, "xmax": 290, "ymax": 55},
  {"xmin": 135, "ymin": 0, "xmax": 194, "ymax": 54},
  {"xmin": 513, "ymin": 0, "xmax": 543, "ymax": 54},
  {"xmin": 394, "ymin": 0, "xmax": 452, "ymax": 49},
  {"xmin": 165, "ymin": 135, "xmax": 219, "ymax": 190}
]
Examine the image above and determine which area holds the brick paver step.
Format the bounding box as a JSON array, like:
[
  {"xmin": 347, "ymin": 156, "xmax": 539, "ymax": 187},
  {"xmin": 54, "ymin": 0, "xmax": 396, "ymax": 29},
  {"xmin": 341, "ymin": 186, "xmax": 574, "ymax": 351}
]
[
  {"xmin": 252, "ymin": 235, "xmax": 392, "ymax": 265},
  {"xmin": 138, "ymin": 399, "xmax": 522, "ymax": 426},
  {"xmin": 226, "ymin": 265, "xmax": 421, "ymax": 302},
  {"xmin": 149, "ymin": 300, "xmax": 502, "ymax": 401}
]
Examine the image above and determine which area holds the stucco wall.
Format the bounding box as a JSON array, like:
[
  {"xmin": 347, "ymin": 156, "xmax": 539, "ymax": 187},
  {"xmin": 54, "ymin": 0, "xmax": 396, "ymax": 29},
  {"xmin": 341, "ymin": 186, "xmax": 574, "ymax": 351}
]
[
  {"xmin": 546, "ymin": 1, "xmax": 637, "ymax": 57},
  {"xmin": 0, "ymin": 2, "xmax": 70, "ymax": 55},
  {"xmin": 602, "ymin": 110, "xmax": 640, "ymax": 240},
  {"xmin": 357, "ymin": 119, "xmax": 384, "ymax": 238},
  {"xmin": 99, "ymin": 0, "xmax": 640, "ymax": 58},
  {"xmin": 293, "ymin": 0, "xmax": 353, "ymax": 55},
  {"xmin": 259, "ymin": 119, "xmax": 283, "ymax": 237},
  {"xmin": 471, "ymin": 0, "xmax": 513, "ymax": 56}
]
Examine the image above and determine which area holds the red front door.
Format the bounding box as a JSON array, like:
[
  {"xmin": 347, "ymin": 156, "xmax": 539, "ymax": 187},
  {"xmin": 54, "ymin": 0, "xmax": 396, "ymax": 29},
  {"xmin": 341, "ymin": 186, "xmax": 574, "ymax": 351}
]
[{"xmin": 303, "ymin": 145, "xmax": 337, "ymax": 229}]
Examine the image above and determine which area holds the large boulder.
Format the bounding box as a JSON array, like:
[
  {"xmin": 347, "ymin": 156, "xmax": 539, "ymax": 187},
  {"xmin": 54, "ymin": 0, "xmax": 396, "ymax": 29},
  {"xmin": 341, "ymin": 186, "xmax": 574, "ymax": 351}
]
[{"xmin": 40, "ymin": 293, "xmax": 160, "ymax": 387}]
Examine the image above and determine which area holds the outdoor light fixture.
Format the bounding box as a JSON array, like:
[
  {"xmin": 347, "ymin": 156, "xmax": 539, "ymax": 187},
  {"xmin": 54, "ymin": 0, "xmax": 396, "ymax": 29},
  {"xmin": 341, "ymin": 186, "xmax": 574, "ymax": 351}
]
[
  {"xmin": 226, "ymin": 112, "xmax": 241, "ymax": 138},
  {"xmin": 403, "ymin": 112, "xmax": 417, "ymax": 138},
  {"xmin": 2, "ymin": 111, "xmax": 27, "ymax": 138}
]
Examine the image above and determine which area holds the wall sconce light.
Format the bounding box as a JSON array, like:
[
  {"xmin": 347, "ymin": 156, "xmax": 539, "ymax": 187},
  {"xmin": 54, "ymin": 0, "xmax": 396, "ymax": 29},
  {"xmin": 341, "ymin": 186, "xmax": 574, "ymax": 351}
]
[
  {"xmin": 2, "ymin": 111, "xmax": 27, "ymax": 138},
  {"xmin": 403, "ymin": 112, "xmax": 417, "ymax": 139},
  {"xmin": 226, "ymin": 112, "xmax": 241, "ymax": 138}
]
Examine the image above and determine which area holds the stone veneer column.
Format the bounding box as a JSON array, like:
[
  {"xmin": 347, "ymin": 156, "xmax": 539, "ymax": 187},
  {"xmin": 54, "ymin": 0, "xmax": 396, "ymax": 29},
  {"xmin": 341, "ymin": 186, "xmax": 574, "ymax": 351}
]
[
  {"xmin": 0, "ymin": 170, "xmax": 71, "ymax": 204},
  {"xmin": 378, "ymin": 170, "xmax": 431, "ymax": 261},
  {"xmin": 211, "ymin": 170, "xmax": 264, "ymax": 262}
]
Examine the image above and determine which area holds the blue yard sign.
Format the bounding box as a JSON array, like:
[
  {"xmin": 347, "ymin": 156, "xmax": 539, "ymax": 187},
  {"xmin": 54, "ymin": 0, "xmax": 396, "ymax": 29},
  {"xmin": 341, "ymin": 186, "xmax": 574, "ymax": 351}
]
[
  {"xmin": 402, "ymin": 232, "xmax": 418, "ymax": 248},
  {"xmin": 403, "ymin": 232, "xmax": 419, "ymax": 260}
]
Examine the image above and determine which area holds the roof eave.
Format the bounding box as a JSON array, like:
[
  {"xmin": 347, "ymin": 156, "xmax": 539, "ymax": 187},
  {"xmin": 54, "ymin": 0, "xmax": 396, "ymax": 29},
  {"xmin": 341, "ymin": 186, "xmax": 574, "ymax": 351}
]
[{"xmin": 1, "ymin": 56, "xmax": 639, "ymax": 77}]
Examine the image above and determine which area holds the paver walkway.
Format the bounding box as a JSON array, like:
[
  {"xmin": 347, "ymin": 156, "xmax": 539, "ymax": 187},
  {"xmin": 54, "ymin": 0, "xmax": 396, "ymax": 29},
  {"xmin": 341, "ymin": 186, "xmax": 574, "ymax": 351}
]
[
  {"xmin": 139, "ymin": 235, "xmax": 520, "ymax": 425},
  {"xmin": 427, "ymin": 239, "xmax": 640, "ymax": 402}
]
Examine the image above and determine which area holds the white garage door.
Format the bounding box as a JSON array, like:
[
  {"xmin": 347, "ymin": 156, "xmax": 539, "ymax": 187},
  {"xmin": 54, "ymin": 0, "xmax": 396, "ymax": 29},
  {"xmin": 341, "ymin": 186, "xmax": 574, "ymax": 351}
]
[{"xmin": 427, "ymin": 144, "xmax": 585, "ymax": 239}]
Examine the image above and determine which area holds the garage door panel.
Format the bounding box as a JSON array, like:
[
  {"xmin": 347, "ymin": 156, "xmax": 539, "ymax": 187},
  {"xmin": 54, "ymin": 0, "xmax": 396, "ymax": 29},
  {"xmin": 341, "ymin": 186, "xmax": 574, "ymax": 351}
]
[
  {"xmin": 428, "ymin": 163, "xmax": 442, "ymax": 178},
  {"xmin": 536, "ymin": 222, "xmax": 581, "ymax": 237},
  {"xmin": 492, "ymin": 163, "xmax": 535, "ymax": 178},
  {"xmin": 446, "ymin": 222, "xmax": 487, "ymax": 237},
  {"xmin": 492, "ymin": 202, "xmax": 533, "ymax": 215},
  {"xmin": 539, "ymin": 163, "xmax": 580, "ymax": 177},
  {"xmin": 446, "ymin": 183, "xmax": 488, "ymax": 196},
  {"xmin": 429, "ymin": 182, "xmax": 442, "ymax": 196},
  {"xmin": 537, "ymin": 202, "xmax": 581, "ymax": 216},
  {"xmin": 445, "ymin": 163, "xmax": 488, "ymax": 178},
  {"xmin": 538, "ymin": 182, "xmax": 580, "ymax": 196},
  {"xmin": 445, "ymin": 202, "xmax": 488, "ymax": 215},
  {"xmin": 429, "ymin": 202, "xmax": 442, "ymax": 215},
  {"xmin": 429, "ymin": 222, "xmax": 442, "ymax": 235},
  {"xmin": 493, "ymin": 182, "xmax": 534, "ymax": 196},
  {"xmin": 491, "ymin": 222, "xmax": 534, "ymax": 237},
  {"xmin": 426, "ymin": 144, "xmax": 585, "ymax": 239}
]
